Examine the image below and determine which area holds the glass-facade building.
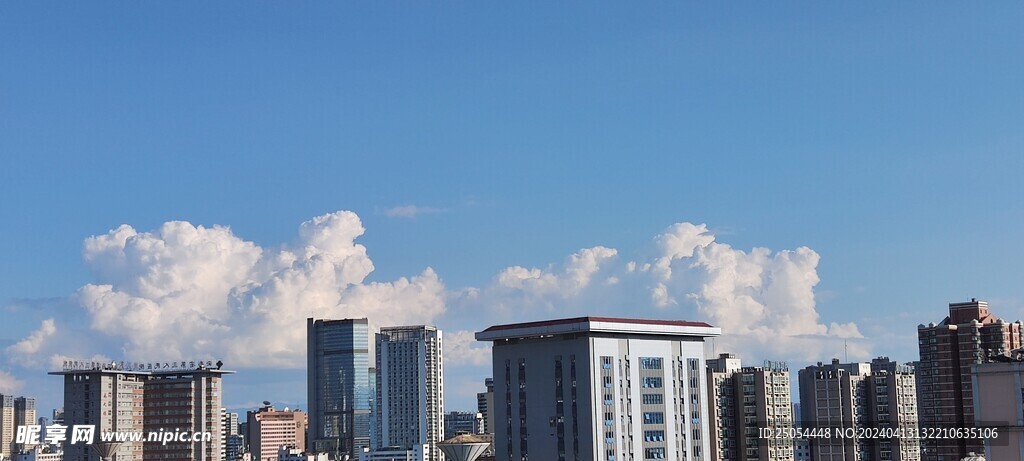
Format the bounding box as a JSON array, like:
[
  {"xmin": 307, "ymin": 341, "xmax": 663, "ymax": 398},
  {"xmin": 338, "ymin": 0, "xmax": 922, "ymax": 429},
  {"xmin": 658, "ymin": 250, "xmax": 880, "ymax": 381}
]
[{"xmin": 307, "ymin": 318, "xmax": 372, "ymax": 459}]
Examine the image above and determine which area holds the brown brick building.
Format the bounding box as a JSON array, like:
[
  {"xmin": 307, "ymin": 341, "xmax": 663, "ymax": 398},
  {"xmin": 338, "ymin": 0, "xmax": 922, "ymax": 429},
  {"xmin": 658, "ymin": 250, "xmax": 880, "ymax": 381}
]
[{"xmin": 917, "ymin": 299, "xmax": 1023, "ymax": 461}]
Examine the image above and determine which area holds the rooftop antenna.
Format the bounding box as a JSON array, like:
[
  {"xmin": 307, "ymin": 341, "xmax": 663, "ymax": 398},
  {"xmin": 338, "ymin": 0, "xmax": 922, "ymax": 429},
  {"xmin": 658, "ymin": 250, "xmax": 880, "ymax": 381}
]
[{"xmin": 844, "ymin": 340, "xmax": 849, "ymax": 362}]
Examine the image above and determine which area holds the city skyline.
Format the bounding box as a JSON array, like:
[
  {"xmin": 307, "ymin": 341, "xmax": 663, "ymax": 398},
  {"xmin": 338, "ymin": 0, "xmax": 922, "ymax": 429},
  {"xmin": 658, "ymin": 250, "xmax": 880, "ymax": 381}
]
[
  {"xmin": 4, "ymin": 1, "xmax": 1024, "ymax": 426},
  {"xmin": 3, "ymin": 309, "xmax": 1021, "ymax": 460},
  {"xmin": 3, "ymin": 295, "xmax": 1020, "ymax": 426}
]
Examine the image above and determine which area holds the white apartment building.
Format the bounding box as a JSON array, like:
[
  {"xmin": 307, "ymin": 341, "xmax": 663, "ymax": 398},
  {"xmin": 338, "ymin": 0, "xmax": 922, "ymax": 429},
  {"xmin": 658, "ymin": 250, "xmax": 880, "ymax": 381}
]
[
  {"xmin": 476, "ymin": 316, "xmax": 721, "ymax": 461},
  {"xmin": 375, "ymin": 326, "xmax": 444, "ymax": 461}
]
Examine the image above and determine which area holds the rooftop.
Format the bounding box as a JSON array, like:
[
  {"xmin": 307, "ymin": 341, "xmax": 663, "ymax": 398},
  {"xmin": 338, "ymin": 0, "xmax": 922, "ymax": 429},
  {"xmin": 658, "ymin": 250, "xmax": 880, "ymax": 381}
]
[{"xmin": 476, "ymin": 316, "xmax": 719, "ymax": 342}]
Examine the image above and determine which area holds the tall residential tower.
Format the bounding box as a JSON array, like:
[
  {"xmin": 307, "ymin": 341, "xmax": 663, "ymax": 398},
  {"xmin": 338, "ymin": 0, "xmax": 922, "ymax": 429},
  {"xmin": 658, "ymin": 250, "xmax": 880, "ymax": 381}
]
[
  {"xmin": 706, "ymin": 353, "xmax": 794, "ymax": 461},
  {"xmin": 798, "ymin": 358, "xmax": 919, "ymax": 461},
  {"xmin": 1, "ymin": 394, "xmax": 35, "ymax": 459},
  {"xmin": 917, "ymin": 299, "xmax": 1023, "ymax": 461},
  {"xmin": 375, "ymin": 326, "xmax": 444, "ymax": 461}
]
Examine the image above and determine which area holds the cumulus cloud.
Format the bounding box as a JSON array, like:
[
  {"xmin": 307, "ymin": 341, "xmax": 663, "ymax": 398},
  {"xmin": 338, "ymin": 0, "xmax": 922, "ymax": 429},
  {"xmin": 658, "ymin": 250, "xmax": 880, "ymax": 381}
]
[
  {"xmin": 60, "ymin": 211, "xmax": 448, "ymax": 368},
  {"xmin": 9, "ymin": 212, "xmax": 864, "ymax": 382},
  {"xmin": 494, "ymin": 246, "xmax": 618, "ymax": 298},
  {"xmin": 383, "ymin": 205, "xmax": 445, "ymax": 218},
  {"xmin": 0, "ymin": 370, "xmax": 23, "ymax": 393},
  {"xmin": 680, "ymin": 241, "xmax": 865, "ymax": 360},
  {"xmin": 653, "ymin": 222, "xmax": 716, "ymax": 281},
  {"xmin": 445, "ymin": 330, "xmax": 491, "ymax": 367},
  {"xmin": 6, "ymin": 318, "xmax": 56, "ymax": 358},
  {"xmin": 451, "ymin": 222, "xmax": 866, "ymax": 362}
]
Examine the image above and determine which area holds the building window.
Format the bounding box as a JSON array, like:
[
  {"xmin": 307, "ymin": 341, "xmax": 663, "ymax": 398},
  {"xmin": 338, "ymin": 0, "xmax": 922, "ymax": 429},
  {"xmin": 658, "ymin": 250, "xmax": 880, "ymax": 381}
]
[
  {"xmin": 642, "ymin": 377, "xmax": 663, "ymax": 388},
  {"xmin": 643, "ymin": 430, "xmax": 665, "ymax": 442},
  {"xmin": 642, "ymin": 394, "xmax": 663, "ymax": 405},
  {"xmin": 642, "ymin": 412, "xmax": 664, "ymax": 424},
  {"xmin": 644, "ymin": 447, "xmax": 666, "ymax": 459},
  {"xmin": 640, "ymin": 358, "xmax": 663, "ymax": 370}
]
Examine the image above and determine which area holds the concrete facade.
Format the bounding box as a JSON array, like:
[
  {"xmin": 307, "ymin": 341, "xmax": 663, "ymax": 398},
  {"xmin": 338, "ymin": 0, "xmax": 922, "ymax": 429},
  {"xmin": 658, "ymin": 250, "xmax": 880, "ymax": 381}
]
[
  {"xmin": 971, "ymin": 361, "xmax": 1024, "ymax": 461},
  {"xmin": 476, "ymin": 316, "xmax": 720, "ymax": 461},
  {"xmin": 707, "ymin": 354, "xmax": 794, "ymax": 461},
  {"xmin": 375, "ymin": 326, "xmax": 444, "ymax": 461},
  {"xmin": 246, "ymin": 405, "xmax": 307, "ymax": 461},
  {"xmin": 50, "ymin": 364, "xmax": 230, "ymax": 461}
]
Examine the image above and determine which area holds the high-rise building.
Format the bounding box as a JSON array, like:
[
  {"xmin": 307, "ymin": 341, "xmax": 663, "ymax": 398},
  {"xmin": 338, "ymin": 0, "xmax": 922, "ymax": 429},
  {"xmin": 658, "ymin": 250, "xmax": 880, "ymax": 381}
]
[
  {"xmin": 246, "ymin": 404, "xmax": 307, "ymax": 461},
  {"xmin": 13, "ymin": 397, "xmax": 37, "ymax": 454},
  {"xmin": 144, "ymin": 370, "xmax": 225, "ymax": 461},
  {"xmin": 867, "ymin": 358, "xmax": 920, "ymax": 461},
  {"xmin": 367, "ymin": 367, "xmax": 376, "ymax": 453},
  {"xmin": 2, "ymin": 394, "xmax": 15, "ymax": 459},
  {"xmin": 475, "ymin": 379, "xmax": 494, "ymax": 435},
  {"xmin": 475, "ymin": 316, "xmax": 721, "ymax": 461},
  {"xmin": 50, "ymin": 362, "xmax": 231, "ymax": 461},
  {"xmin": 798, "ymin": 358, "xmax": 919, "ymax": 461},
  {"xmin": 706, "ymin": 353, "xmax": 793, "ymax": 461},
  {"xmin": 225, "ymin": 434, "xmax": 245, "ymax": 461},
  {"xmin": 971, "ymin": 360, "xmax": 1024, "ymax": 461},
  {"xmin": 306, "ymin": 318, "xmax": 372, "ymax": 459},
  {"xmin": 798, "ymin": 360, "xmax": 871, "ymax": 461},
  {"xmin": 221, "ymin": 409, "xmax": 239, "ymax": 461},
  {"xmin": 917, "ymin": 299, "xmax": 1023, "ymax": 461},
  {"xmin": 375, "ymin": 326, "xmax": 444, "ymax": 461},
  {"xmin": 442, "ymin": 412, "xmax": 483, "ymax": 440},
  {"xmin": 0, "ymin": 395, "xmax": 35, "ymax": 457}
]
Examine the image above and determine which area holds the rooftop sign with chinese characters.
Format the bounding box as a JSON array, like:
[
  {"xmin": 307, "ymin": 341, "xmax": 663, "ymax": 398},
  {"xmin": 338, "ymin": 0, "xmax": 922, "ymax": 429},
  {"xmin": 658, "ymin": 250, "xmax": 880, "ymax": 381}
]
[{"xmin": 60, "ymin": 359, "xmax": 224, "ymax": 373}]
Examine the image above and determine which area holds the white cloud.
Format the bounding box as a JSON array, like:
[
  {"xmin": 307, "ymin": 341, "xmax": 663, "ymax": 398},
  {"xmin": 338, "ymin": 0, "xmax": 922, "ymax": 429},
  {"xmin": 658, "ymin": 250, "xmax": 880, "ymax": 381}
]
[
  {"xmin": 6, "ymin": 318, "xmax": 56, "ymax": 357},
  {"xmin": 449, "ymin": 222, "xmax": 865, "ymax": 363},
  {"xmin": 0, "ymin": 370, "xmax": 23, "ymax": 393},
  {"xmin": 383, "ymin": 205, "xmax": 445, "ymax": 218},
  {"xmin": 653, "ymin": 222, "xmax": 715, "ymax": 281},
  {"xmin": 494, "ymin": 246, "xmax": 617, "ymax": 298},
  {"xmin": 6, "ymin": 213, "xmax": 864, "ymax": 390},
  {"xmin": 62, "ymin": 211, "xmax": 447, "ymax": 369},
  {"xmin": 444, "ymin": 330, "xmax": 491, "ymax": 367}
]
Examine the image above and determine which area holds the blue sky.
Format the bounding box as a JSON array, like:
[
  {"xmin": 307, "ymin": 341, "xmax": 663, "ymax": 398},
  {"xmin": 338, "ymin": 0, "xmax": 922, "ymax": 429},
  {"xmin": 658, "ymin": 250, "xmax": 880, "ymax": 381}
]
[{"xmin": 3, "ymin": 2, "xmax": 1024, "ymax": 415}]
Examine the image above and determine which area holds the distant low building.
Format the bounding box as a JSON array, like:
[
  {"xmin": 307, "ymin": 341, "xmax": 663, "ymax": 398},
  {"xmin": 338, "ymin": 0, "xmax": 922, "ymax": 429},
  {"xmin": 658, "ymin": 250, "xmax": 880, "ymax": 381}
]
[
  {"xmin": 357, "ymin": 445, "xmax": 428, "ymax": 461},
  {"xmin": 793, "ymin": 438, "xmax": 810, "ymax": 461},
  {"xmin": 13, "ymin": 447, "xmax": 62, "ymax": 461},
  {"xmin": 443, "ymin": 412, "xmax": 483, "ymax": 440},
  {"xmin": 247, "ymin": 404, "xmax": 307, "ymax": 461},
  {"xmin": 475, "ymin": 379, "xmax": 494, "ymax": 435},
  {"xmin": 276, "ymin": 446, "xmax": 328, "ymax": 461}
]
